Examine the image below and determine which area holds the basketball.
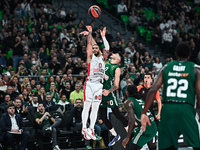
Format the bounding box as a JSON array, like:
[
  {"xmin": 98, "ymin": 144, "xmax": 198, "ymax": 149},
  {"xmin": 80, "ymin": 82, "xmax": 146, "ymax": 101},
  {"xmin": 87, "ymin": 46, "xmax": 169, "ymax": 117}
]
[{"xmin": 88, "ymin": 5, "xmax": 101, "ymax": 18}]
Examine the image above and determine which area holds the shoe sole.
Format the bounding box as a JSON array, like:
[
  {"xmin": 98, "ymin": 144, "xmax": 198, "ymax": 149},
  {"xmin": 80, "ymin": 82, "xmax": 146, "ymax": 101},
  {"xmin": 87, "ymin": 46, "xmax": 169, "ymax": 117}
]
[
  {"xmin": 82, "ymin": 130, "xmax": 91, "ymax": 140},
  {"xmin": 108, "ymin": 136, "xmax": 121, "ymax": 146},
  {"xmin": 86, "ymin": 129, "xmax": 96, "ymax": 140}
]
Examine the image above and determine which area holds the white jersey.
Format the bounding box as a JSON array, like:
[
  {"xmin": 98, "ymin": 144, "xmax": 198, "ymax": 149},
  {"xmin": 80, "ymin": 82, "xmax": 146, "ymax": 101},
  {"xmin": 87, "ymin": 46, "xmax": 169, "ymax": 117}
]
[{"xmin": 87, "ymin": 54, "xmax": 105, "ymax": 82}]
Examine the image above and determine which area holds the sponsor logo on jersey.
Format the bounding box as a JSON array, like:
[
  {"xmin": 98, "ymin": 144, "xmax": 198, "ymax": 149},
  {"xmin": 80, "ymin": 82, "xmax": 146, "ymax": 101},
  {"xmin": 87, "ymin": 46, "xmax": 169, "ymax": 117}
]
[
  {"xmin": 98, "ymin": 95, "xmax": 102, "ymax": 100},
  {"xmin": 93, "ymin": 68, "xmax": 104, "ymax": 73},
  {"xmin": 168, "ymin": 72, "xmax": 189, "ymax": 77}
]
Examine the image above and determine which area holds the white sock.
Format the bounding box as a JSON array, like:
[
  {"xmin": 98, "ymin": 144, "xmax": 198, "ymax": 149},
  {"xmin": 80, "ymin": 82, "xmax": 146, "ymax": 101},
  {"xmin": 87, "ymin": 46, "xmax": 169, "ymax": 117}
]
[
  {"xmin": 81, "ymin": 101, "xmax": 92, "ymax": 129},
  {"xmin": 89, "ymin": 102, "xmax": 100, "ymax": 129},
  {"xmin": 124, "ymin": 126, "xmax": 128, "ymax": 132},
  {"xmin": 109, "ymin": 128, "xmax": 117, "ymax": 136}
]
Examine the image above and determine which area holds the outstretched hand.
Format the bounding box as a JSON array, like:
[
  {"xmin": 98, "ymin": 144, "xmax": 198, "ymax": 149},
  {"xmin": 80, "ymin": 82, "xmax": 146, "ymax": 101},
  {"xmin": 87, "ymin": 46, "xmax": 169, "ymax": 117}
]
[
  {"xmin": 100, "ymin": 27, "xmax": 106, "ymax": 37},
  {"xmin": 80, "ymin": 31, "xmax": 89, "ymax": 36},
  {"xmin": 141, "ymin": 114, "xmax": 151, "ymax": 132},
  {"xmin": 122, "ymin": 137, "xmax": 129, "ymax": 148},
  {"xmin": 86, "ymin": 26, "xmax": 92, "ymax": 33}
]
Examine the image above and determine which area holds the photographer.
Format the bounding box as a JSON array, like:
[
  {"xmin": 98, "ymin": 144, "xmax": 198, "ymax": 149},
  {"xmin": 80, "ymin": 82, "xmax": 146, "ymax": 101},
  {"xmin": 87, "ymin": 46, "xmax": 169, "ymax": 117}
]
[{"xmin": 35, "ymin": 103, "xmax": 61, "ymax": 150}]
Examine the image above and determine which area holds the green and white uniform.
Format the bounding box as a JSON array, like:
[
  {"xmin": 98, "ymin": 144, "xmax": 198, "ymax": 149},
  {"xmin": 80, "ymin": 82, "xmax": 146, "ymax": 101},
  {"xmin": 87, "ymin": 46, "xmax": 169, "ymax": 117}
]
[
  {"xmin": 128, "ymin": 97, "xmax": 157, "ymax": 147},
  {"xmin": 159, "ymin": 61, "xmax": 200, "ymax": 149},
  {"xmin": 100, "ymin": 60, "xmax": 118, "ymax": 108}
]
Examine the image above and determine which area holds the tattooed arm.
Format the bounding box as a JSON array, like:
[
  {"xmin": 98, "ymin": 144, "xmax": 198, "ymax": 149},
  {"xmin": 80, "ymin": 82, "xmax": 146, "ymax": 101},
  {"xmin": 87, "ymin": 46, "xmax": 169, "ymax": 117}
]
[
  {"xmin": 86, "ymin": 26, "xmax": 93, "ymax": 64},
  {"xmin": 102, "ymin": 67, "xmax": 120, "ymax": 96}
]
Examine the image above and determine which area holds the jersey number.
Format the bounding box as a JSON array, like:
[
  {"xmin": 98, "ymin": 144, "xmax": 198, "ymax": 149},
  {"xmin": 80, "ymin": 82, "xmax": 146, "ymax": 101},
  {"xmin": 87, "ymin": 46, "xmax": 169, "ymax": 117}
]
[{"xmin": 166, "ymin": 78, "xmax": 188, "ymax": 98}]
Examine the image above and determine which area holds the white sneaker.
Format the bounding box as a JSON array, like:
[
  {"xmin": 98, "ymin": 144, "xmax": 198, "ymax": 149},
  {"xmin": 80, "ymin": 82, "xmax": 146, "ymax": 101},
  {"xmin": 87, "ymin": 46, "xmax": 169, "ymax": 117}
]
[
  {"xmin": 45, "ymin": 127, "xmax": 52, "ymax": 131},
  {"xmin": 53, "ymin": 145, "xmax": 60, "ymax": 150},
  {"xmin": 86, "ymin": 128, "xmax": 96, "ymax": 140},
  {"xmin": 82, "ymin": 128, "xmax": 91, "ymax": 140}
]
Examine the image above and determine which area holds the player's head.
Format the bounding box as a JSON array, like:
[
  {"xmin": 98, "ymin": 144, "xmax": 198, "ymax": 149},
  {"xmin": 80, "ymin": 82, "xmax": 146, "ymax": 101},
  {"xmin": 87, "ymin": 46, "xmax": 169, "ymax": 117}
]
[
  {"xmin": 126, "ymin": 84, "xmax": 141, "ymax": 99},
  {"xmin": 92, "ymin": 44, "xmax": 101, "ymax": 56},
  {"xmin": 110, "ymin": 52, "xmax": 124, "ymax": 65},
  {"xmin": 144, "ymin": 73, "xmax": 153, "ymax": 85},
  {"xmin": 175, "ymin": 42, "xmax": 191, "ymax": 60}
]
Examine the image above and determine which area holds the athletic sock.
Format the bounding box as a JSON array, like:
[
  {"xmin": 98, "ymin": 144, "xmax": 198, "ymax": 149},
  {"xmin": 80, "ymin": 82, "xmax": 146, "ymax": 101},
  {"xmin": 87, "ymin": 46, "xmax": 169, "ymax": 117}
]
[
  {"xmin": 109, "ymin": 128, "xmax": 117, "ymax": 136},
  {"xmin": 124, "ymin": 126, "xmax": 128, "ymax": 132}
]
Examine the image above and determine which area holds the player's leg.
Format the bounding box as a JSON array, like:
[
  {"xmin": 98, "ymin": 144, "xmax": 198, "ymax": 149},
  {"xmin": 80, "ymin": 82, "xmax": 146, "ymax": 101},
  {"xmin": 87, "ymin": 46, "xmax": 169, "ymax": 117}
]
[
  {"xmin": 158, "ymin": 104, "xmax": 179, "ymax": 149},
  {"xmin": 178, "ymin": 104, "xmax": 200, "ymax": 149},
  {"xmin": 111, "ymin": 106, "xmax": 128, "ymax": 131},
  {"xmin": 82, "ymin": 81, "xmax": 92, "ymax": 139},
  {"xmin": 125, "ymin": 142, "xmax": 141, "ymax": 150}
]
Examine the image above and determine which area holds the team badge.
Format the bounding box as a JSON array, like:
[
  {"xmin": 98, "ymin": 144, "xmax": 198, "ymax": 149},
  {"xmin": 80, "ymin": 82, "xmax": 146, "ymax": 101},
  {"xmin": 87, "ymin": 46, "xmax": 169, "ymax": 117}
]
[
  {"xmin": 95, "ymin": 95, "xmax": 98, "ymax": 99},
  {"xmin": 105, "ymin": 75, "xmax": 109, "ymax": 80}
]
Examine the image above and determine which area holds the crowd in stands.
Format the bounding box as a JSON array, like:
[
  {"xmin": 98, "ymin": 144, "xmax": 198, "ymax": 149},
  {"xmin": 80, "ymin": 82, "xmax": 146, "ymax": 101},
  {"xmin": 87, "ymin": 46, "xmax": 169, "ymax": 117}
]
[
  {"xmin": 99, "ymin": 0, "xmax": 200, "ymax": 63},
  {"xmin": 0, "ymin": 0, "xmax": 199, "ymax": 149}
]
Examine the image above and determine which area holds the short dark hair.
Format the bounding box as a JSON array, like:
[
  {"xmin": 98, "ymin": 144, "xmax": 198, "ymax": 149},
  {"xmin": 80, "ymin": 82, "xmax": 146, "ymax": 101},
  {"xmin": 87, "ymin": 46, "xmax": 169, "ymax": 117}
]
[
  {"xmin": 175, "ymin": 42, "xmax": 191, "ymax": 59},
  {"xmin": 144, "ymin": 73, "xmax": 153, "ymax": 79},
  {"xmin": 75, "ymin": 98, "xmax": 82, "ymax": 102},
  {"xmin": 126, "ymin": 85, "xmax": 141, "ymax": 99},
  {"xmin": 14, "ymin": 97, "xmax": 22, "ymax": 102},
  {"xmin": 7, "ymin": 103, "xmax": 15, "ymax": 109}
]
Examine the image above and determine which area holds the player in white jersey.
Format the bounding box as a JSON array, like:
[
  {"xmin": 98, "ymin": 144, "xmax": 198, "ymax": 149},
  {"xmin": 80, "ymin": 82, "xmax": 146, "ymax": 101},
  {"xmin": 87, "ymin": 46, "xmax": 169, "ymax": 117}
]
[{"xmin": 81, "ymin": 26, "xmax": 109, "ymax": 140}]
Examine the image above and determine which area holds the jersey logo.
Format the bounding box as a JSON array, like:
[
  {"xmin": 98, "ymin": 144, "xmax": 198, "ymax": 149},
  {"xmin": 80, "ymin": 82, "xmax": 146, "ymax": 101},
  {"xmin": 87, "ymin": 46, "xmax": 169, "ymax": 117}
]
[
  {"xmin": 112, "ymin": 66, "xmax": 115, "ymax": 68},
  {"xmin": 98, "ymin": 95, "xmax": 102, "ymax": 100},
  {"xmin": 95, "ymin": 95, "xmax": 98, "ymax": 99},
  {"xmin": 105, "ymin": 75, "xmax": 109, "ymax": 80}
]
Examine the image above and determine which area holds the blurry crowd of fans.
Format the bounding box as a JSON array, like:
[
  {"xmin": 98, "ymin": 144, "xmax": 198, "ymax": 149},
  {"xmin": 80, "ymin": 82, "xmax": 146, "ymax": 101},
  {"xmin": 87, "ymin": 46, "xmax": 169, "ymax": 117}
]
[{"xmin": 105, "ymin": 0, "xmax": 200, "ymax": 63}]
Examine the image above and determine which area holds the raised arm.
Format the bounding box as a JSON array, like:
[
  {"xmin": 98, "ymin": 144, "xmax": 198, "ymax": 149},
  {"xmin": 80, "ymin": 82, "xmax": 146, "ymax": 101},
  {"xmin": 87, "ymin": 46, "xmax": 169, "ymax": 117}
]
[
  {"xmin": 122, "ymin": 99, "xmax": 135, "ymax": 148},
  {"xmin": 141, "ymin": 65, "xmax": 165, "ymax": 132},
  {"xmin": 86, "ymin": 26, "xmax": 93, "ymax": 64}
]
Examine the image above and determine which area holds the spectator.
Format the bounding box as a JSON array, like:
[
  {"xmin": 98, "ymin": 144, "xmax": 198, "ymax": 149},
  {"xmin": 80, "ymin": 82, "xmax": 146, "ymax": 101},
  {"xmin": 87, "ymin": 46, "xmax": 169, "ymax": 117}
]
[
  {"xmin": 0, "ymin": 94, "xmax": 12, "ymax": 113},
  {"xmin": 66, "ymin": 9, "xmax": 76, "ymax": 23},
  {"xmin": 69, "ymin": 83, "xmax": 83, "ymax": 104},
  {"xmin": 137, "ymin": 42, "xmax": 146, "ymax": 56},
  {"xmin": 30, "ymin": 94, "xmax": 39, "ymax": 108},
  {"xmin": 142, "ymin": 56, "xmax": 153, "ymax": 71},
  {"xmin": 152, "ymin": 25, "xmax": 162, "ymax": 45},
  {"xmin": 117, "ymin": 0, "xmax": 128, "ymax": 16},
  {"xmin": 12, "ymin": 36, "xmax": 24, "ymax": 68},
  {"xmin": 129, "ymin": 11, "xmax": 140, "ymax": 33},
  {"xmin": 59, "ymin": 81, "xmax": 71, "ymax": 101},
  {"xmin": 0, "ymin": 104, "xmax": 30, "ymax": 150},
  {"xmin": 57, "ymin": 94, "xmax": 69, "ymax": 106},
  {"xmin": 38, "ymin": 86, "xmax": 46, "ymax": 103},
  {"xmin": 0, "ymin": 78, "xmax": 7, "ymax": 92},
  {"xmin": 148, "ymin": 16, "xmax": 157, "ymax": 31},
  {"xmin": 35, "ymin": 103, "xmax": 61, "ymax": 150},
  {"xmin": 43, "ymin": 92, "xmax": 55, "ymax": 108},
  {"xmin": 13, "ymin": 97, "xmax": 28, "ymax": 117},
  {"xmin": 153, "ymin": 56, "xmax": 163, "ymax": 73},
  {"xmin": 167, "ymin": 16, "xmax": 177, "ymax": 28},
  {"xmin": 162, "ymin": 28, "xmax": 173, "ymax": 53},
  {"xmin": 133, "ymin": 52, "xmax": 143, "ymax": 69},
  {"xmin": 49, "ymin": 56, "xmax": 61, "ymax": 75},
  {"xmin": 14, "ymin": 4, "xmax": 27, "ymax": 18},
  {"xmin": 48, "ymin": 82, "xmax": 59, "ymax": 103}
]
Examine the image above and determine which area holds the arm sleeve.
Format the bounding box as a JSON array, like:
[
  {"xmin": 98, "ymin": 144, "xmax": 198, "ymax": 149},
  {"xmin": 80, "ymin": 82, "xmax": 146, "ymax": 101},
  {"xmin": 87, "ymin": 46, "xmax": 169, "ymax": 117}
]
[{"xmin": 102, "ymin": 36, "xmax": 110, "ymax": 51}]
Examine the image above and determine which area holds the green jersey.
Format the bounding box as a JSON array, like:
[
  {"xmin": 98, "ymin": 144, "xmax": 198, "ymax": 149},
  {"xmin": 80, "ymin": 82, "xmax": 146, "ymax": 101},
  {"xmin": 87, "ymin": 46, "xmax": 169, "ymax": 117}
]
[
  {"xmin": 162, "ymin": 61, "xmax": 195, "ymax": 106},
  {"xmin": 128, "ymin": 97, "xmax": 155, "ymax": 127},
  {"xmin": 103, "ymin": 60, "xmax": 119, "ymax": 90}
]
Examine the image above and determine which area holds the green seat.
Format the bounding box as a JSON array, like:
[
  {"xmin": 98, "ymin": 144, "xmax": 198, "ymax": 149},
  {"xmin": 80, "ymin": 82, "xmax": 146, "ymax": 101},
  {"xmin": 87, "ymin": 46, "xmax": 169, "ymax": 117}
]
[
  {"xmin": 138, "ymin": 26, "xmax": 146, "ymax": 37},
  {"xmin": 146, "ymin": 30, "xmax": 153, "ymax": 42},
  {"xmin": 6, "ymin": 50, "xmax": 13, "ymax": 60},
  {"xmin": 120, "ymin": 15, "xmax": 129, "ymax": 25}
]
